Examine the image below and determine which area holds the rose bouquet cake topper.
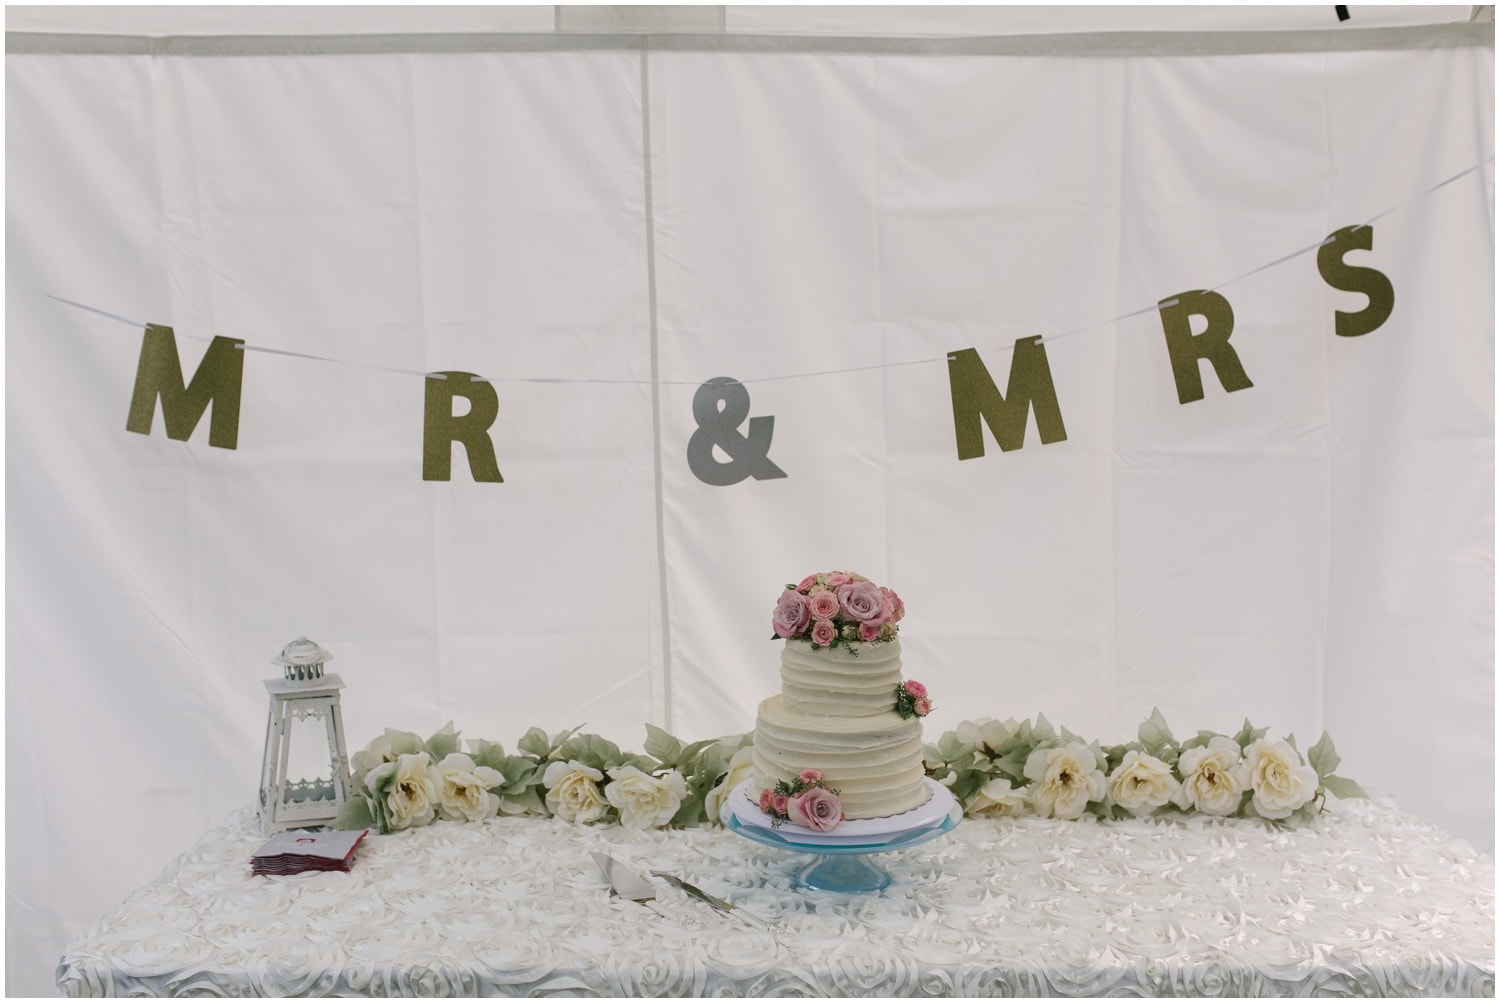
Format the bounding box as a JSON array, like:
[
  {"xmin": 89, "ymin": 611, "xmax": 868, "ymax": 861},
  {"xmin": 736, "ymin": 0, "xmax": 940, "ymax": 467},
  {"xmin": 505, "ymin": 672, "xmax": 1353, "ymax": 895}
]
[{"xmin": 771, "ymin": 570, "xmax": 905, "ymax": 651}]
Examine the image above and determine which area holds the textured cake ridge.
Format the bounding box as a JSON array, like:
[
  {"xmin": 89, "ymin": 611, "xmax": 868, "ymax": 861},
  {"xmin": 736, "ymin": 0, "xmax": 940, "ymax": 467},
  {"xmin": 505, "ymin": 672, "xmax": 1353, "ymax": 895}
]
[{"xmin": 752, "ymin": 638, "xmax": 927, "ymax": 820}]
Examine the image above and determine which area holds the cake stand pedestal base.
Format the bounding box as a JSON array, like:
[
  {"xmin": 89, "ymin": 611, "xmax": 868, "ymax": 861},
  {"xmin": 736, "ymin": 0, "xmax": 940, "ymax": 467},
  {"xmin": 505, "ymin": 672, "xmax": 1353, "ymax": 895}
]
[{"xmin": 795, "ymin": 852, "xmax": 891, "ymax": 893}]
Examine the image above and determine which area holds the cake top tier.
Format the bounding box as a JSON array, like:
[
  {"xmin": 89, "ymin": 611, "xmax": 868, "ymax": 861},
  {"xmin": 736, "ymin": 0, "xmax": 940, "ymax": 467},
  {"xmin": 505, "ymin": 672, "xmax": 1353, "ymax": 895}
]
[
  {"xmin": 770, "ymin": 570, "xmax": 906, "ymax": 653},
  {"xmin": 778, "ymin": 637, "xmax": 905, "ymax": 718}
]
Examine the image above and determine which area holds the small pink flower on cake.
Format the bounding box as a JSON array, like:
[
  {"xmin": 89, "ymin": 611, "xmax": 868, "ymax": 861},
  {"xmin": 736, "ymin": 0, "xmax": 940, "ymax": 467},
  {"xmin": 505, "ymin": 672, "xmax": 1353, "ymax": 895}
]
[
  {"xmin": 807, "ymin": 591, "xmax": 840, "ymax": 621},
  {"xmin": 771, "ymin": 590, "xmax": 812, "ymax": 639},
  {"xmin": 810, "ymin": 619, "xmax": 838, "ymax": 646},
  {"xmin": 788, "ymin": 786, "xmax": 844, "ymax": 832},
  {"xmin": 895, "ymin": 680, "xmax": 932, "ymax": 719},
  {"xmin": 835, "ymin": 580, "xmax": 890, "ymax": 627},
  {"xmin": 759, "ymin": 770, "xmax": 843, "ymax": 830},
  {"xmin": 881, "ymin": 587, "xmax": 905, "ymax": 623}
]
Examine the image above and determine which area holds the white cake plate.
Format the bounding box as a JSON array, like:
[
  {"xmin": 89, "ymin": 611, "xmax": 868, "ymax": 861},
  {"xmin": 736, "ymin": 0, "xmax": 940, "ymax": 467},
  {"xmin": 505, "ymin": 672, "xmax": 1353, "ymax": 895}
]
[{"xmin": 720, "ymin": 777, "xmax": 960, "ymax": 893}]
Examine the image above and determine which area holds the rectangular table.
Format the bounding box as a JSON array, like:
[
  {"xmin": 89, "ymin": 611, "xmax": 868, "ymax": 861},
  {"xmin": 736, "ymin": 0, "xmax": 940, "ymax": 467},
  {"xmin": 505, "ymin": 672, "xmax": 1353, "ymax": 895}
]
[{"xmin": 58, "ymin": 793, "xmax": 1494, "ymax": 997}]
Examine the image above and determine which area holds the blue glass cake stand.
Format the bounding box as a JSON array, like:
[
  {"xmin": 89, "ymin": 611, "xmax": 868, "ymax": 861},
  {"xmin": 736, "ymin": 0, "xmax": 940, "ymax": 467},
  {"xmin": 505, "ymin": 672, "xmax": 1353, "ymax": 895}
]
[{"xmin": 720, "ymin": 778, "xmax": 960, "ymax": 893}]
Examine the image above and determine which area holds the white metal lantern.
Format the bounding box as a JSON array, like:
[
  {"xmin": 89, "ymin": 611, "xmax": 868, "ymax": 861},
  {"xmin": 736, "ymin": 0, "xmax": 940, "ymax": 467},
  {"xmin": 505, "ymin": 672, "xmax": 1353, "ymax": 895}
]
[{"xmin": 258, "ymin": 636, "xmax": 352, "ymax": 833}]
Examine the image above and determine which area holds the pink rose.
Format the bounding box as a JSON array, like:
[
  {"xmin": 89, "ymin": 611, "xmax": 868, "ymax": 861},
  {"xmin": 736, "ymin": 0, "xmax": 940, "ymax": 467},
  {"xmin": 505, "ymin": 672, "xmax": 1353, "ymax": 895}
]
[
  {"xmin": 903, "ymin": 680, "xmax": 927, "ymax": 699},
  {"xmin": 788, "ymin": 787, "xmax": 843, "ymax": 832},
  {"xmin": 771, "ymin": 793, "xmax": 789, "ymax": 816},
  {"xmin": 759, "ymin": 788, "xmax": 774, "ymax": 812},
  {"xmin": 798, "ymin": 768, "xmax": 823, "ymax": 783},
  {"xmin": 810, "ymin": 620, "xmax": 837, "ymax": 646},
  {"xmin": 797, "ymin": 574, "xmax": 819, "ymax": 592},
  {"xmin": 836, "ymin": 581, "xmax": 889, "ymax": 626},
  {"xmin": 881, "ymin": 587, "xmax": 905, "ymax": 623},
  {"xmin": 913, "ymin": 696, "xmax": 932, "ymax": 716},
  {"xmin": 826, "ymin": 573, "xmax": 852, "ymax": 586},
  {"xmin": 859, "ymin": 622, "xmax": 883, "ymax": 641},
  {"xmin": 772, "ymin": 590, "xmax": 811, "ymax": 639},
  {"xmin": 807, "ymin": 591, "xmax": 840, "ymax": 621}
]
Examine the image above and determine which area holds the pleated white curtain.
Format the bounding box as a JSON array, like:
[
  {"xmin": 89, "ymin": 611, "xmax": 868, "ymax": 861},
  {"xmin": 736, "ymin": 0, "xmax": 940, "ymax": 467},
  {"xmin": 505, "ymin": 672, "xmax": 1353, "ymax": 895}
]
[{"xmin": 6, "ymin": 17, "xmax": 1492, "ymax": 996}]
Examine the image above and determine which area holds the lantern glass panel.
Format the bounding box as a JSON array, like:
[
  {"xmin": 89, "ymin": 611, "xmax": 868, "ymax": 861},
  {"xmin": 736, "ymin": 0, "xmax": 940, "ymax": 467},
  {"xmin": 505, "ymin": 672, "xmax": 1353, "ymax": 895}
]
[{"xmin": 284, "ymin": 709, "xmax": 338, "ymax": 801}]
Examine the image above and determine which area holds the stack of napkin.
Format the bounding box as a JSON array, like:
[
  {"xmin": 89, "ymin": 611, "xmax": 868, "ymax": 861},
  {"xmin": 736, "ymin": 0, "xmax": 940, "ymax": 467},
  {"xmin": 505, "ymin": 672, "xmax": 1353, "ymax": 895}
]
[{"xmin": 251, "ymin": 829, "xmax": 368, "ymax": 876}]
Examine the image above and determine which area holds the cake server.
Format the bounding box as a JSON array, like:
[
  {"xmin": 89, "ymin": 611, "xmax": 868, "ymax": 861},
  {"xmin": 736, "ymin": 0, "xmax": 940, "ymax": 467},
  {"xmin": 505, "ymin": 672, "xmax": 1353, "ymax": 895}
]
[
  {"xmin": 650, "ymin": 871, "xmax": 781, "ymax": 935},
  {"xmin": 590, "ymin": 852, "xmax": 675, "ymax": 920}
]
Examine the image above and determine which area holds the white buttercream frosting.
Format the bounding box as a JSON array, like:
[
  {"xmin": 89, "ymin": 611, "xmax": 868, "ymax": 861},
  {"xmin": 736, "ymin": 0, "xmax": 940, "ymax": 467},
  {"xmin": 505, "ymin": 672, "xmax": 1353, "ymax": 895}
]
[{"xmin": 752, "ymin": 639, "xmax": 926, "ymax": 820}]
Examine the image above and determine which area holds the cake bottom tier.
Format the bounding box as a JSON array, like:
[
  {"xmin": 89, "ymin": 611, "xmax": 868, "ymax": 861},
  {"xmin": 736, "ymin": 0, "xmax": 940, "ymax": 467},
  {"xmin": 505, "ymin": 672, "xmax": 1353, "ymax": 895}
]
[{"xmin": 751, "ymin": 695, "xmax": 928, "ymax": 820}]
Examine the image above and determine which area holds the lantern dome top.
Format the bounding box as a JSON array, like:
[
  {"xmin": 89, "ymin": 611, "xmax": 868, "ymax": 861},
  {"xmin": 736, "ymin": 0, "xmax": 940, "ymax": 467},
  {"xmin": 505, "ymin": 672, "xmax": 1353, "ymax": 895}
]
[{"xmin": 272, "ymin": 636, "xmax": 333, "ymax": 681}]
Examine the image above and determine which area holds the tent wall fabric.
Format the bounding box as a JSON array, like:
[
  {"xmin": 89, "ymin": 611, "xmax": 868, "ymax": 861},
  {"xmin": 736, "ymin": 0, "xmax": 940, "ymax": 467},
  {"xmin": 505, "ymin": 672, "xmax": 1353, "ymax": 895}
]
[{"xmin": 6, "ymin": 16, "xmax": 1493, "ymax": 997}]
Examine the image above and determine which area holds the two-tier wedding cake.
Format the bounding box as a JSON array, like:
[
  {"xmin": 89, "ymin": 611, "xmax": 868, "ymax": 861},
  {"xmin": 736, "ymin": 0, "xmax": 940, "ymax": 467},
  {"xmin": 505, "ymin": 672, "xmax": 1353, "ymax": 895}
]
[{"xmin": 751, "ymin": 572, "xmax": 932, "ymax": 825}]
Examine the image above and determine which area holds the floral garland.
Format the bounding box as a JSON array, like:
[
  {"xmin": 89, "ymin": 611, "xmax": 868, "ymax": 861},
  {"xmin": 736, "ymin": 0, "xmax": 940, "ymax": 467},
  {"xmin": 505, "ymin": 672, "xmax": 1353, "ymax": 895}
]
[
  {"xmin": 923, "ymin": 710, "xmax": 1364, "ymax": 824},
  {"xmin": 334, "ymin": 709, "xmax": 1364, "ymax": 835}
]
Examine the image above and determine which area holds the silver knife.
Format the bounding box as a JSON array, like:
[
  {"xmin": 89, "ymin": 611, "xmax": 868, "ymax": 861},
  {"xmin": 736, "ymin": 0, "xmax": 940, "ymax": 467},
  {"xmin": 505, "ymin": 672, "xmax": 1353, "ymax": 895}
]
[{"xmin": 650, "ymin": 870, "xmax": 777, "ymax": 933}]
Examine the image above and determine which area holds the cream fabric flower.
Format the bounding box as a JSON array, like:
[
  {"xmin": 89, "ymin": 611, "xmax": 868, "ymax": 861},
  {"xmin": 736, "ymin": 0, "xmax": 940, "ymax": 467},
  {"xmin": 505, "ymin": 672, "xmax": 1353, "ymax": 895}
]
[
  {"xmin": 1240, "ymin": 738, "xmax": 1320, "ymax": 820},
  {"xmin": 605, "ymin": 766, "xmax": 687, "ymax": 830},
  {"xmin": 1024, "ymin": 742, "xmax": 1107, "ymax": 820},
  {"xmin": 967, "ymin": 777, "xmax": 1028, "ymax": 818},
  {"xmin": 372, "ymin": 751, "xmax": 441, "ymax": 831},
  {"xmin": 434, "ymin": 753, "xmax": 504, "ymax": 822},
  {"xmin": 1107, "ymin": 751, "xmax": 1179, "ymax": 817},
  {"xmin": 542, "ymin": 760, "xmax": 608, "ymax": 824},
  {"xmin": 704, "ymin": 746, "xmax": 756, "ymax": 825},
  {"xmin": 1175, "ymin": 736, "xmax": 1247, "ymax": 816}
]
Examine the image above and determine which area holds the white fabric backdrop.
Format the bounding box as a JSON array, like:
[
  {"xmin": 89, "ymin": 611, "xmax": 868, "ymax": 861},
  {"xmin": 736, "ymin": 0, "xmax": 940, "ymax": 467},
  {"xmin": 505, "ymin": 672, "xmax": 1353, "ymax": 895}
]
[{"xmin": 7, "ymin": 22, "xmax": 1493, "ymax": 997}]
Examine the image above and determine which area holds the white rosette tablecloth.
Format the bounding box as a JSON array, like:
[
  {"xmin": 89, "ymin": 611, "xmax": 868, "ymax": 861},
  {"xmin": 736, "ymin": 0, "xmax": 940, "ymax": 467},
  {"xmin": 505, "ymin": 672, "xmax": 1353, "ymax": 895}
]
[{"xmin": 58, "ymin": 794, "xmax": 1494, "ymax": 997}]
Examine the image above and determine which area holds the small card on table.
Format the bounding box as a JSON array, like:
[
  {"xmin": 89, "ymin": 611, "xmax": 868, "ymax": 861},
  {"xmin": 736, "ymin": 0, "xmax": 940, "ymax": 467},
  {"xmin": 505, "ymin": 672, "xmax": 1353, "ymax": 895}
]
[{"xmin": 251, "ymin": 829, "xmax": 368, "ymax": 876}]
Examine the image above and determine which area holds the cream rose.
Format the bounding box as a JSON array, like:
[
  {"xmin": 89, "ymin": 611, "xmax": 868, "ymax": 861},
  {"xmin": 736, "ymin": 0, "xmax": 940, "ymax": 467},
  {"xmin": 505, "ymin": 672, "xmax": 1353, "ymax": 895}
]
[
  {"xmin": 605, "ymin": 766, "xmax": 687, "ymax": 830},
  {"xmin": 704, "ymin": 746, "xmax": 756, "ymax": 824},
  {"xmin": 542, "ymin": 760, "xmax": 608, "ymax": 824},
  {"xmin": 1175, "ymin": 736, "xmax": 1247, "ymax": 815},
  {"xmin": 351, "ymin": 733, "xmax": 397, "ymax": 776},
  {"xmin": 434, "ymin": 753, "xmax": 504, "ymax": 822},
  {"xmin": 1240, "ymin": 738, "xmax": 1320, "ymax": 820},
  {"xmin": 1107, "ymin": 751, "xmax": 1179, "ymax": 817},
  {"xmin": 1023, "ymin": 742, "xmax": 1107, "ymax": 820},
  {"xmin": 371, "ymin": 751, "xmax": 440, "ymax": 831},
  {"xmin": 967, "ymin": 777, "xmax": 1028, "ymax": 818}
]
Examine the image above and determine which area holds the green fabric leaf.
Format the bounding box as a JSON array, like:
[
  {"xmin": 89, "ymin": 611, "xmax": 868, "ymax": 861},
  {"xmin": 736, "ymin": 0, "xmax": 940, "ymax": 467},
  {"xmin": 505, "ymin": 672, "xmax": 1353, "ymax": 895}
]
[
  {"xmin": 671, "ymin": 791, "xmax": 707, "ymax": 828},
  {"xmin": 470, "ymin": 740, "xmax": 509, "ymax": 773},
  {"xmin": 1321, "ymin": 774, "xmax": 1367, "ymax": 800},
  {"xmin": 504, "ymin": 788, "xmax": 547, "ymax": 815},
  {"xmin": 386, "ymin": 729, "xmax": 425, "ymax": 757},
  {"xmin": 425, "ymin": 721, "xmax": 461, "ymax": 760},
  {"xmin": 1138, "ymin": 707, "xmax": 1175, "ymax": 749},
  {"xmin": 1030, "ymin": 714, "xmax": 1057, "ymax": 744},
  {"xmin": 333, "ymin": 795, "xmax": 376, "ymax": 831},
  {"xmin": 516, "ymin": 727, "xmax": 551, "ymax": 758},
  {"xmin": 678, "ymin": 737, "xmax": 719, "ymax": 765},
  {"xmin": 993, "ymin": 747, "xmax": 1031, "ymax": 783},
  {"xmin": 1232, "ymin": 719, "xmax": 1267, "ymax": 748},
  {"xmin": 1307, "ymin": 731, "xmax": 1341, "ymax": 776},
  {"xmin": 643, "ymin": 723, "xmax": 682, "ymax": 764}
]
